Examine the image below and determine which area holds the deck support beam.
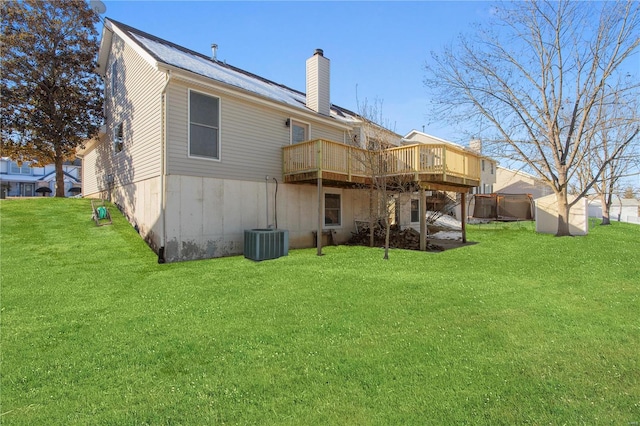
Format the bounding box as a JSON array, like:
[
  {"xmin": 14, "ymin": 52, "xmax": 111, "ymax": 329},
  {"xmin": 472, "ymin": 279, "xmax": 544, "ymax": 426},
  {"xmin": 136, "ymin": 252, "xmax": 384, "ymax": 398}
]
[
  {"xmin": 317, "ymin": 176, "xmax": 323, "ymax": 256},
  {"xmin": 419, "ymin": 187, "xmax": 426, "ymax": 251},
  {"xmin": 461, "ymin": 191, "xmax": 467, "ymax": 243}
]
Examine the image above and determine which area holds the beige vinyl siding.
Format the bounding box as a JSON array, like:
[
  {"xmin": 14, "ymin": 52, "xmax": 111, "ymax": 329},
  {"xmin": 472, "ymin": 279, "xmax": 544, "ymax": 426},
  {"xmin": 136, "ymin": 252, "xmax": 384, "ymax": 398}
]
[
  {"xmin": 480, "ymin": 159, "xmax": 496, "ymax": 186},
  {"xmin": 81, "ymin": 140, "xmax": 100, "ymax": 196},
  {"xmin": 103, "ymin": 33, "xmax": 165, "ymax": 186},
  {"xmin": 495, "ymin": 167, "xmax": 553, "ymax": 199},
  {"xmin": 82, "ymin": 133, "xmax": 119, "ymax": 196},
  {"xmin": 310, "ymin": 125, "xmax": 345, "ymax": 143},
  {"xmin": 166, "ymin": 81, "xmax": 349, "ymax": 181}
]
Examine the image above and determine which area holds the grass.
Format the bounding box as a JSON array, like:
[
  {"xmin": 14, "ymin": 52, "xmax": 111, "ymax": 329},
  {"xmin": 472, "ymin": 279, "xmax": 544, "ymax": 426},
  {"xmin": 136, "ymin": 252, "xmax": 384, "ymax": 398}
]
[{"xmin": 1, "ymin": 198, "xmax": 639, "ymax": 424}]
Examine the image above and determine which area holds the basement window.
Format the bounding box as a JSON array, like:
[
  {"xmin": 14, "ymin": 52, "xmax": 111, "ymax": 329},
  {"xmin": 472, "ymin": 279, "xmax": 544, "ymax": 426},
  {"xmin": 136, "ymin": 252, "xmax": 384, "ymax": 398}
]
[
  {"xmin": 411, "ymin": 199, "xmax": 420, "ymax": 223},
  {"xmin": 324, "ymin": 193, "xmax": 341, "ymax": 226}
]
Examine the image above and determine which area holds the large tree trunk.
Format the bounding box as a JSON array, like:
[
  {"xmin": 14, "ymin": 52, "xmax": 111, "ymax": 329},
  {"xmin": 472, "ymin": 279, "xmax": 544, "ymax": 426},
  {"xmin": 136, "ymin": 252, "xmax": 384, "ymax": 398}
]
[
  {"xmin": 369, "ymin": 186, "xmax": 375, "ymax": 247},
  {"xmin": 383, "ymin": 216, "xmax": 390, "ymax": 260},
  {"xmin": 555, "ymin": 187, "xmax": 572, "ymax": 237},
  {"xmin": 383, "ymin": 189, "xmax": 390, "ymax": 260},
  {"xmin": 600, "ymin": 193, "xmax": 611, "ymax": 225},
  {"xmin": 55, "ymin": 156, "xmax": 65, "ymax": 197}
]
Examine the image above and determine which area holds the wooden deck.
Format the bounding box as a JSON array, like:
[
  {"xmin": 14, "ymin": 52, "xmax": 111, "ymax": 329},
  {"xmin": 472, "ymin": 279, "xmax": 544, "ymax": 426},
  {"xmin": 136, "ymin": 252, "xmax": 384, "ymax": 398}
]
[{"xmin": 282, "ymin": 139, "xmax": 481, "ymax": 191}]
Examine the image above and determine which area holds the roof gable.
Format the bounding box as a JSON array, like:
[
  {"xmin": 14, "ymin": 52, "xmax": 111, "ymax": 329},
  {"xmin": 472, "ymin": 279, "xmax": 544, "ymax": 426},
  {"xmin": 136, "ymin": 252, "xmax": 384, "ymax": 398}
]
[{"xmin": 404, "ymin": 130, "xmax": 463, "ymax": 148}]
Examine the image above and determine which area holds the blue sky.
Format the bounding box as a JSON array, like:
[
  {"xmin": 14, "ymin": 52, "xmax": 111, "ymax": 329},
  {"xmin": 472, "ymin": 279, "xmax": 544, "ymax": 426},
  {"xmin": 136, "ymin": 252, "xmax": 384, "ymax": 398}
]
[{"xmin": 98, "ymin": 1, "xmax": 497, "ymax": 143}]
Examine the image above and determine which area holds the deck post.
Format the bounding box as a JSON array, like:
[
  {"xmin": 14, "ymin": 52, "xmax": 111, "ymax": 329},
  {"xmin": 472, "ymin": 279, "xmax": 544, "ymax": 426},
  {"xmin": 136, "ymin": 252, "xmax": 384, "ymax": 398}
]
[
  {"xmin": 347, "ymin": 146, "xmax": 352, "ymax": 182},
  {"xmin": 462, "ymin": 152, "xmax": 466, "ymax": 185},
  {"xmin": 419, "ymin": 186, "xmax": 426, "ymax": 251},
  {"xmin": 461, "ymin": 191, "xmax": 467, "ymax": 244},
  {"xmin": 413, "ymin": 145, "xmax": 419, "ymax": 181},
  {"xmin": 442, "ymin": 147, "xmax": 447, "ymax": 182},
  {"xmin": 317, "ymin": 140, "xmax": 323, "ymax": 256}
]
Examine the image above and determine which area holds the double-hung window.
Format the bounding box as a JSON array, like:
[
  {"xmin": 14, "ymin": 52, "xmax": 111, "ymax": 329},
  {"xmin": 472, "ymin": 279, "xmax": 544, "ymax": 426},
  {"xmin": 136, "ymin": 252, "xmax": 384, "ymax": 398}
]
[{"xmin": 189, "ymin": 90, "xmax": 220, "ymax": 160}]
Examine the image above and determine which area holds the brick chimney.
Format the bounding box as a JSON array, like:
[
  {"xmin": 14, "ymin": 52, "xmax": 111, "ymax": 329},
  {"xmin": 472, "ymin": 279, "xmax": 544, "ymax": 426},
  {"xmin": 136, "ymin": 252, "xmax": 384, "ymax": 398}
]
[{"xmin": 306, "ymin": 49, "xmax": 330, "ymax": 116}]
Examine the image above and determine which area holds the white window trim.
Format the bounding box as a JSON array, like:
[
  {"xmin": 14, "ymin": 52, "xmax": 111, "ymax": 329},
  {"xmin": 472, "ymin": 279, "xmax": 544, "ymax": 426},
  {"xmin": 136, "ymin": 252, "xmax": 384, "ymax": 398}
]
[
  {"xmin": 323, "ymin": 189, "xmax": 343, "ymax": 229},
  {"xmin": 289, "ymin": 118, "xmax": 311, "ymax": 145},
  {"xmin": 188, "ymin": 89, "xmax": 222, "ymax": 162}
]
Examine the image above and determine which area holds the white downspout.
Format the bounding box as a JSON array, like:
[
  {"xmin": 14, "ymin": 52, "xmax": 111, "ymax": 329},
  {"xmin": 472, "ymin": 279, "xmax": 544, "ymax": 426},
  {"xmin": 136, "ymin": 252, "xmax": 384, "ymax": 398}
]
[{"xmin": 158, "ymin": 69, "xmax": 172, "ymax": 263}]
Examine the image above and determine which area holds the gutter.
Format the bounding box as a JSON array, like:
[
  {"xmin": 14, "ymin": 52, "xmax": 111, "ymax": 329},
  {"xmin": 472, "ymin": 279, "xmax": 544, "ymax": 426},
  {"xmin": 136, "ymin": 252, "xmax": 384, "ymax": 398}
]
[{"xmin": 158, "ymin": 69, "xmax": 172, "ymax": 263}]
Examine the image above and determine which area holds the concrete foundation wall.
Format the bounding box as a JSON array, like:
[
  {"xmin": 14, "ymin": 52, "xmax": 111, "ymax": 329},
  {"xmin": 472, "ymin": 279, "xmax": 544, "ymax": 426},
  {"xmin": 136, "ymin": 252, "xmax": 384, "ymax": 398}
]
[
  {"xmin": 163, "ymin": 176, "xmax": 370, "ymax": 262},
  {"xmin": 86, "ymin": 176, "xmax": 163, "ymax": 252}
]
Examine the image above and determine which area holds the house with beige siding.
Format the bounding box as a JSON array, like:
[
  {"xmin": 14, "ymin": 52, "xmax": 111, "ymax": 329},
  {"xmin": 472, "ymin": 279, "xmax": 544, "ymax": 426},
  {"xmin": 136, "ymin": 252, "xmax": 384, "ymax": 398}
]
[
  {"xmin": 494, "ymin": 166, "xmax": 554, "ymax": 199},
  {"xmin": 401, "ymin": 131, "xmax": 497, "ymax": 223},
  {"xmin": 80, "ymin": 19, "xmax": 483, "ymax": 262},
  {"xmin": 403, "ymin": 131, "xmax": 497, "ymax": 195}
]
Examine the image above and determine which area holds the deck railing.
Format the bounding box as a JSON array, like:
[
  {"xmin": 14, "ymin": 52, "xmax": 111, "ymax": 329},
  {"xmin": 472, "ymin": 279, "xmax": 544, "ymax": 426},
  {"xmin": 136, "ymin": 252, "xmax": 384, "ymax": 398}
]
[{"xmin": 283, "ymin": 139, "xmax": 481, "ymax": 184}]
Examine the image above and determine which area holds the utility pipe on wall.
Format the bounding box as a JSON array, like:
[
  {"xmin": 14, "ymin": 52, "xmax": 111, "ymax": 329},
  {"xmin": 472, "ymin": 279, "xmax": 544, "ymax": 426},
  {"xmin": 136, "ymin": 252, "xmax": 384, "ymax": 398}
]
[
  {"xmin": 265, "ymin": 175, "xmax": 269, "ymax": 227},
  {"xmin": 273, "ymin": 177, "xmax": 278, "ymax": 229}
]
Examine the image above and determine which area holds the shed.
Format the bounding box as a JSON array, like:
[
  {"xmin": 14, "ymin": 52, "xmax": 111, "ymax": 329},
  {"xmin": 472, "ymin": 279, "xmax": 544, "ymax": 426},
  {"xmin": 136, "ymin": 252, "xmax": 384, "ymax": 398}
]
[{"xmin": 535, "ymin": 194, "xmax": 588, "ymax": 235}]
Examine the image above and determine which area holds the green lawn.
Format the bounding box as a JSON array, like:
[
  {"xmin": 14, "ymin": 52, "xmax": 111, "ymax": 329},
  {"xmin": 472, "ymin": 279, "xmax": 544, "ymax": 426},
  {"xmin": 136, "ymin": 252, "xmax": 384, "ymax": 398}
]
[{"xmin": 1, "ymin": 198, "xmax": 639, "ymax": 425}]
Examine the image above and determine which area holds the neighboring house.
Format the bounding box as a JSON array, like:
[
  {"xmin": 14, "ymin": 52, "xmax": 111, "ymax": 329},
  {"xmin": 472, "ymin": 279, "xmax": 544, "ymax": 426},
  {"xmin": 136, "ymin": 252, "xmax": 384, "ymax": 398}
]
[
  {"xmin": 402, "ymin": 131, "xmax": 497, "ymax": 223},
  {"xmin": 588, "ymin": 197, "xmax": 640, "ymax": 224},
  {"xmin": 79, "ymin": 19, "xmax": 483, "ymax": 262},
  {"xmin": 403, "ymin": 131, "xmax": 497, "ymax": 195},
  {"xmin": 494, "ymin": 166, "xmax": 554, "ymax": 199},
  {"xmin": 0, "ymin": 158, "xmax": 81, "ymax": 198}
]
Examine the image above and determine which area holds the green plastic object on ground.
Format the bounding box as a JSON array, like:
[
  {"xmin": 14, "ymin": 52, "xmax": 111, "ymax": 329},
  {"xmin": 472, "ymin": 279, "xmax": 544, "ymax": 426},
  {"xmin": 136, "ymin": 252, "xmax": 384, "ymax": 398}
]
[{"xmin": 96, "ymin": 206, "xmax": 108, "ymax": 220}]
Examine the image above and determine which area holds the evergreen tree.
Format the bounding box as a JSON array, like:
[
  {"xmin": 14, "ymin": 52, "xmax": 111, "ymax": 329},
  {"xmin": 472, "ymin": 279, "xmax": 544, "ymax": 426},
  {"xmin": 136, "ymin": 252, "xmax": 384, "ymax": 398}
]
[
  {"xmin": 1, "ymin": 0, "xmax": 103, "ymax": 196},
  {"xmin": 622, "ymin": 186, "xmax": 637, "ymax": 199}
]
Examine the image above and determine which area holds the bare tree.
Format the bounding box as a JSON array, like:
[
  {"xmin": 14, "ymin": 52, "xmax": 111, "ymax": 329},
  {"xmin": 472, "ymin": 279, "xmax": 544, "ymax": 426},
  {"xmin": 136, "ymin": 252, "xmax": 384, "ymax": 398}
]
[
  {"xmin": 575, "ymin": 82, "xmax": 640, "ymax": 225},
  {"xmin": 352, "ymin": 97, "xmax": 412, "ymax": 259},
  {"xmin": 425, "ymin": 0, "xmax": 640, "ymax": 235}
]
